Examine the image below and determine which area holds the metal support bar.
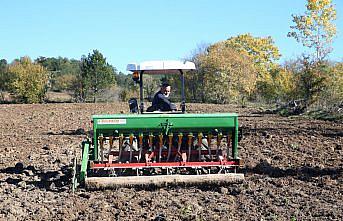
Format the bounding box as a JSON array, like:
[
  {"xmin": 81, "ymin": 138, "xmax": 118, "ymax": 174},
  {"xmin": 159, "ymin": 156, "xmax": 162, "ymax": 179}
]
[
  {"xmin": 80, "ymin": 141, "xmax": 90, "ymax": 182},
  {"xmin": 108, "ymin": 136, "xmax": 114, "ymax": 163},
  {"xmin": 139, "ymin": 71, "xmax": 144, "ymax": 113},
  {"xmin": 92, "ymin": 160, "xmax": 239, "ymax": 169},
  {"xmin": 99, "ymin": 135, "xmax": 104, "ymax": 162},
  {"xmin": 226, "ymin": 134, "xmax": 231, "ymax": 160},
  {"xmin": 233, "ymin": 117, "xmax": 239, "ymax": 159},
  {"xmin": 180, "ymin": 70, "xmax": 186, "ymax": 113}
]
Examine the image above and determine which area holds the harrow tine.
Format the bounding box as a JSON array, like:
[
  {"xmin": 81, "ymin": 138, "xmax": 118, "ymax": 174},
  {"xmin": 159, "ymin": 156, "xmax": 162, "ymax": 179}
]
[
  {"xmin": 118, "ymin": 133, "xmax": 124, "ymax": 163},
  {"xmin": 108, "ymin": 136, "xmax": 114, "ymax": 163},
  {"xmin": 138, "ymin": 133, "xmax": 143, "ymax": 162},
  {"xmin": 129, "ymin": 133, "xmax": 134, "ymax": 163},
  {"xmin": 227, "ymin": 133, "xmax": 231, "ymax": 160},
  {"xmin": 148, "ymin": 133, "xmax": 154, "ymax": 151},
  {"xmin": 158, "ymin": 133, "xmax": 163, "ymax": 162},
  {"xmin": 187, "ymin": 133, "xmax": 193, "ymax": 162},
  {"xmin": 167, "ymin": 133, "xmax": 173, "ymax": 161},
  {"xmin": 207, "ymin": 133, "xmax": 213, "ymax": 161},
  {"xmin": 174, "ymin": 133, "xmax": 183, "ymax": 161},
  {"xmin": 146, "ymin": 133, "xmax": 154, "ymax": 163},
  {"xmin": 197, "ymin": 133, "xmax": 203, "ymax": 161},
  {"xmin": 216, "ymin": 132, "xmax": 222, "ymax": 159},
  {"xmin": 99, "ymin": 135, "xmax": 104, "ymax": 162}
]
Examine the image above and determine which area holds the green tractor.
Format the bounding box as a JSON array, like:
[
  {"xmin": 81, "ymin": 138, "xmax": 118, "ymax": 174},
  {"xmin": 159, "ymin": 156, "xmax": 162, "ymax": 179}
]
[{"xmin": 74, "ymin": 60, "xmax": 243, "ymax": 190}]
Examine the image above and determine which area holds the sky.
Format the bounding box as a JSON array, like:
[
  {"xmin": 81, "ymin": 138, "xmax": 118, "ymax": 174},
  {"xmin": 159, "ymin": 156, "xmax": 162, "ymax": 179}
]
[{"xmin": 0, "ymin": 0, "xmax": 342, "ymax": 73}]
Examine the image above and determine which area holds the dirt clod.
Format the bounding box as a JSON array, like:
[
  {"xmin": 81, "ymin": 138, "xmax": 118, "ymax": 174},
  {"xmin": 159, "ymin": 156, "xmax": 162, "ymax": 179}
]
[
  {"xmin": 14, "ymin": 162, "xmax": 25, "ymax": 172},
  {"xmin": 220, "ymin": 187, "xmax": 228, "ymax": 194}
]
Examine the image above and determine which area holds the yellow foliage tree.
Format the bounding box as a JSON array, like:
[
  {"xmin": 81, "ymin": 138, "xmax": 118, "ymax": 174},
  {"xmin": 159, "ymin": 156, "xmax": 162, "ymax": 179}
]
[
  {"xmin": 269, "ymin": 67, "xmax": 297, "ymax": 102},
  {"xmin": 198, "ymin": 42, "xmax": 257, "ymax": 104},
  {"xmin": 288, "ymin": 0, "xmax": 337, "ymax": 61},
  {"xmin": 8, "ymin": 57, "xmax": 48, "ymax": 103},
  {"xmin": 224, "ymin": 34, "xmax": 281, "ymax": 99},
  {"xmin": 224, "ymin": 33, "xmax": 281, "ymax": 78},
  {"xmin": 54, "ymin": 74, "xmax": 78, "ymax": 91}
]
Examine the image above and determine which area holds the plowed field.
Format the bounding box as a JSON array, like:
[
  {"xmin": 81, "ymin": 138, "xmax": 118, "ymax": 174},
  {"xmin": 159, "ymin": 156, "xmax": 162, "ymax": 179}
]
[{"xmin": 0, "ymin": 103, "xmax": 342, "ymax": 220}]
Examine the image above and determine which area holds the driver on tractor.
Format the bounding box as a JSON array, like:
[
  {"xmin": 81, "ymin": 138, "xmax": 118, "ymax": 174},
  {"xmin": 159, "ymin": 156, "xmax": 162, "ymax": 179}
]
[{"xmin": 147, "ymin": 82, "xmax": 176, "ymax": 112}]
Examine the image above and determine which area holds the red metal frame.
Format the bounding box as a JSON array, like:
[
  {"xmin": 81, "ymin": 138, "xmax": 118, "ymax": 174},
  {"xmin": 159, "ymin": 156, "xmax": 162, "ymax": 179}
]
[{"xmin": 91, "ymin": 160, "xmax": 239, "ymax": 169}]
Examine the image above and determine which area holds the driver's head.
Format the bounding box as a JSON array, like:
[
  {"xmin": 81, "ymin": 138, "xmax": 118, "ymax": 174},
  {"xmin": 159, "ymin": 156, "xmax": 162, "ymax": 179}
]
[{"xmin": 161, "ymin": 83, "xmax": 171, "ymax": 97}]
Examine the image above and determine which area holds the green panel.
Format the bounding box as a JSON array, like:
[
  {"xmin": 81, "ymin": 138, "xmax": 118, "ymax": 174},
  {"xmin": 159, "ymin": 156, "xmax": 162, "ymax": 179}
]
[
  {"xmin": 90, "ymin": 113, "xmax": 239, "ymax": 161},
  {"xmin": 80, "ymin": 141, "xmax": 90, "ymax": 182},
  {"xmin": 92, "ymin": 113, "xmax": 237, "ymax": 133},
  {"xmin": 233, "ymin": 116, "xmax": 238, "ymax": 159}
]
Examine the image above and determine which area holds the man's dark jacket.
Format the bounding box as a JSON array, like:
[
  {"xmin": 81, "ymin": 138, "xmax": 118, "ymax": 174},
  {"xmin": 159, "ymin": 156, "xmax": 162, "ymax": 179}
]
[{"xmin": 150, "ymin": 91, "xmax": 176, "ymax": 111}]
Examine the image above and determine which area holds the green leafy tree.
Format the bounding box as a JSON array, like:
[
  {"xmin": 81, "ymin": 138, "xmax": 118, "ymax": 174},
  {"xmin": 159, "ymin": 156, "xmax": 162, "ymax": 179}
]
[
  {"xmin": 295, "ymin": 56, "xmax": 329, "ymax": 105},
  {"xmin": 0, "ymin": 59, "xmax": 8, "ymax": 87},
  {"xmin": 7, "ymin": 57, "xmax": 48, "ymax": 103},
  {"xmin": 0, "ymin": 59, "xmax": 9, "ymax": 101},
  {"xmin": 115, "ymin": 72, "xmax": 132, "ymax": 88},
  {"xmin": 35, "ymin": 57, "xmax": 81, "ymax": 91},
  {"xmin": 319, "ymin": 62, "xmax": 343, "ymax": 108},
  {"xmin": 116, "ymin": 72, "xmax": 139, "ymax": 102},
  {"xmin": 0, "ymin": 59, "xmax": 7, "ymax": 72},
  {"xmin": 79, "ymin": 50, "xmax": 116, "ymax": 102},
  {"xmin": 288, "ymin": 0, "xmax": 337, "ymax": 61},
  {"xmin": 183, "ymin": 43, "xmax": 209, "ymax": 102},
  {"xmin": 144, "ymin": 75, "xmax": 161, "ymax": 101}
]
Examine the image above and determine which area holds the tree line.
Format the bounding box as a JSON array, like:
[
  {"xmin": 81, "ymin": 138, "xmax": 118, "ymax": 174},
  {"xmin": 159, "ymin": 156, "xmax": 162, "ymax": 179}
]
[
  {"xmin": 0, "ymin": 0, "xmax": 341, "ymax": 116},
  {"xmin": 0, "ymin": 50, "xmax": 119, "ymax": 103},
  {"xmin": 123, "ymin": 0, "xmax": 342, "ymax": 115}
]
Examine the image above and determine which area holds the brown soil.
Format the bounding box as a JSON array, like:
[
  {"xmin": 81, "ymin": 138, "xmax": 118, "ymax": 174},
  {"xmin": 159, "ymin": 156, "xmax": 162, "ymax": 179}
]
[{"xmin": 0, "ymin": 103, "xmax": 342, "ymax": 221}]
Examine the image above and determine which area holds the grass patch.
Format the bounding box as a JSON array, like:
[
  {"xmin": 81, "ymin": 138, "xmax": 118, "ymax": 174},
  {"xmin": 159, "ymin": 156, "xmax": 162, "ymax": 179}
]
[{"xmin": 306, "ymin": 109, "xmax": 343, "ymax": 122}]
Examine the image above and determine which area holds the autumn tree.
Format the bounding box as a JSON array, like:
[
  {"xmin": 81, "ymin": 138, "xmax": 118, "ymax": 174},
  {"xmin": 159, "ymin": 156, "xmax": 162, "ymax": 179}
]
[
  {"xmin": 198, "ymin": 42, "xmax": 257, "ymax": 104},
  {"xmin": 7, "ymin": 57, "xmax": 48, "ymax": 103},
  {"xmin": 224, "ymin": 34, "xmax": 281, "ymax": 99},
  {"xmin": 287, "ymin": 0, "xmax": 337, "ymax": 108},
  {"xmin": 225, "ymin": 34, "xmax": 281, "ymax": 76},
  {"xmin": 183, "ymin": 43, "xmax": 209, "ymax": 102},
  {"xmin": 262, "ymin": 66, "xmax": 297, "ymax": 102},
  {"xmin": 0, "ymin": 59, "xmax": 9, "ymax": 101},
  {"xmin": 288, "ymin": 0, "xmax": 337, "ymax": 62},
  {"xmin": 79, "ymin": 50, "xmax": 116, "ymax": 102},
  {"xmin": 36, "ymin": 56, "xmax": 81, "ymax": 92}
]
